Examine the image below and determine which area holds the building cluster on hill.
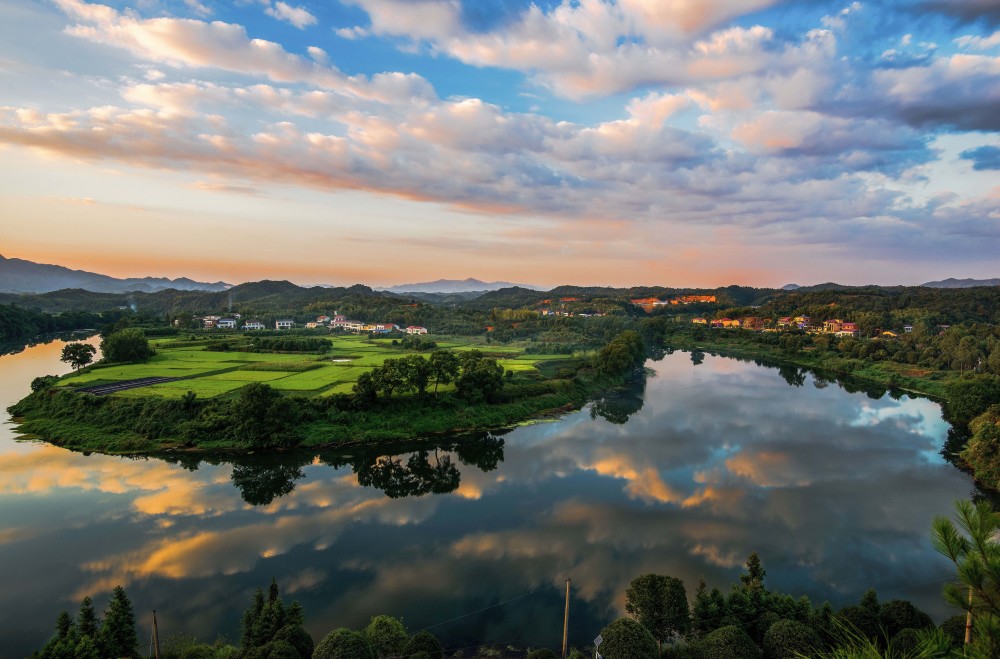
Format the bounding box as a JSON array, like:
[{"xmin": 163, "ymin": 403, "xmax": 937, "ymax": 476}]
[
  {"xmin": 630, "ymin": 295, "xmax": 717, "ymax": 311},
  {"xmin": 691, "ymin": 314, "xmax": 924, "ymax": 339},
  {"xmin": 185, "ymin": 313, "xmax": 428, "ymax": 334}
]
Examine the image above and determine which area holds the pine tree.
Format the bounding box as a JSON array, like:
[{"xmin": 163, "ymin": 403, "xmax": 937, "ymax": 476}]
[
  {"xmin": 99, "ymin": 586, "xmax": 139, "ymax": 659},
  {"xmin": 78, "ymin": 596, "xmax": 99, "ymax": 639},
  {"xmin": 241, "ymin": 588, "xmax": 266, "ymax": 649}
]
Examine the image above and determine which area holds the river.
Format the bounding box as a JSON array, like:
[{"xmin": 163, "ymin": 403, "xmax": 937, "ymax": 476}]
[{"xmin": 0, "ymin": 337, "xmax": 974, "ymax": 656}]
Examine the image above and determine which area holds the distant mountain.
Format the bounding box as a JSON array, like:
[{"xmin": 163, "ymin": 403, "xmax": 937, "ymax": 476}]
[
  {"xmin": 781, "ymin": 284, "xmax": 801, "ymax": 290},
  {"xmin": 382, "ymin": 278, "xmax": 540, "ymax": 294},
  {"xmin": 921, "ymin": 277, "xmax": 1000, "ymax": 288},
  {"xmin": 0, "ymin": 254, "xmax": 231, "ymax": 294}
]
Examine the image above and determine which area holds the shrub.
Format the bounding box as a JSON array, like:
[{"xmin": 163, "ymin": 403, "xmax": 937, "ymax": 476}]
[
  {"xmin": 598, "ymin": 617, "xmax": 658, "ymax": 659},
  {"xmin": 312, "ymin": 629, "xmax": 373, "ymax": 659},
  {"xmin": 877, "ymin": 599, "xmax": 933, "ymax": 639},
  {"xmin": 762, "ymin": 619, "xmax": 821, "ymax": 659},
  {"xmin": 401, "ymin": 631, "xmax": 443, "ymax": 659},
  {"xmin": 890, "ymin": 628, "xmax": 921, "ymax": 656},
  {"xmin": 526, "ymin": 649, "xmax": 557, "ymax": 659},
  {"xmin": 694, "ymin": 625, "xmax": 762, "ymax": 659},
  {"xmin": 364, "ymin": 615, "xmax": 406, "ymax": 659}
]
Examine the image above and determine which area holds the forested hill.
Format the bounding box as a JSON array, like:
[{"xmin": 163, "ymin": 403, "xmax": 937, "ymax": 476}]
[{"xmin": 2, "ymin": 281, "xmax": 999, "ymax": 327}]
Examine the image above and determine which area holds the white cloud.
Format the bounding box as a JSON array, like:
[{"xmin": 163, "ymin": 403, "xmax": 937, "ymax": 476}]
[{"xmin": 264, "ymin": 1, "xmax": 317, "ymax": 29}]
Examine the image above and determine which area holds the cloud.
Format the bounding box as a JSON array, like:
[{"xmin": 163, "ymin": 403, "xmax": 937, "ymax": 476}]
[
  {"xmin": 264, "ymin": 1, "xmax": 317, "ymax": 29},
  {"xmin": 343, "ymin": 0, "xmax": 789, "ymax": 98},
  {"xmin": 918, "ymin": 0, "xmax": 1000, "ymax": 27},
  {"xmin": 871, "ymin": 54, "xmax": 1000, "ymax": 130},
  {"xmin": 960, "ymin": 144, "xmax": 1000, "ymax": 170}
]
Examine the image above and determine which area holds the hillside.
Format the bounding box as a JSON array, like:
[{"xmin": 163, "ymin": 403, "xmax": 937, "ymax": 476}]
[{"xmin": 0, "ymin": 254, "xmax": 230, "ymax": 294}]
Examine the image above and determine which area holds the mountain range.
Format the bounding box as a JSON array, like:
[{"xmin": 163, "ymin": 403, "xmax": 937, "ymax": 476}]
[
  {"xmin": 0, "ymin": 255, "xmax": 230, "ymax": 294},
  {"xmin": 920, "ymin": 277, "xmax": 1000, "ymax": 288},
  {"xmin": 381, "ymin": 278, "xmax": 540, "ymax": 294}
]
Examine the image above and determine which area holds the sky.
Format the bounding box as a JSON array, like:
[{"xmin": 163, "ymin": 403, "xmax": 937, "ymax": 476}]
[{"xmin": 0, "ymin": 0, "xmax": 998, "ymax": 288}]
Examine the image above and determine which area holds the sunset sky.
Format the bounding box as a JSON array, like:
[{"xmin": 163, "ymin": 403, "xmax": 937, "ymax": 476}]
[{"xmin": 1, "ymin": 0, "xmax": 998, "ymax": 288}]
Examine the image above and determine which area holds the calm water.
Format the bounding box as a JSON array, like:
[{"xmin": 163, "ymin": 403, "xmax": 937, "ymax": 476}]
[{"xmin": 0, "ymin": 338, "xmax": 975, "ymax": 656}]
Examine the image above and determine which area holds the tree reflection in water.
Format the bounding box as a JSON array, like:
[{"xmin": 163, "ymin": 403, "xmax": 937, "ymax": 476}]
[
  {"xmin": 158, "ymin": 432, "xmax": 506, "ymax": 505},
  {"xmin": 590, "ymin": 377, "xmax": 645, "ymax": 425}
]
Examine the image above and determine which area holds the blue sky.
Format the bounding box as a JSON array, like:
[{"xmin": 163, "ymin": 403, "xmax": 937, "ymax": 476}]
[{"xmin": 0, "ymin": 0, "xmax": 998, "ymax": 287}]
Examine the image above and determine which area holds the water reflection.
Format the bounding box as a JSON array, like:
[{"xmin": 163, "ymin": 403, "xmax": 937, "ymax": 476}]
[{"xmin": 0, "ymin": 342, "xmax": 984, "ymax": 656}]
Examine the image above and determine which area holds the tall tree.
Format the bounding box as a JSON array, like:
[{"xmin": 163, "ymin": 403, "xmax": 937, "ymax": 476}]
[
  {"xmin": 60, "ymin": 342, "xmax": 96, "ymax": 370},
  {"xmin": 624, "ymin": 574, "xmax": 690, "ymax": 652},
  {"xmin": 98, "ymin": 586, "xmax": 138, "ymax": 659},
  {"xmin": 77, "ymin": 595, "xmax": 99, "ymax": 639}
]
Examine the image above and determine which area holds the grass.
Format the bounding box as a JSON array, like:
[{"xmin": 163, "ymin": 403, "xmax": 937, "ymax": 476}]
[{"xmin": 56, "ymin": 334, "xmax": 570, "ymax": 400}]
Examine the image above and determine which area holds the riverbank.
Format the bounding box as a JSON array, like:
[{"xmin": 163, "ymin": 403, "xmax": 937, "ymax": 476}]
[{"xmin": 662, "ymin": 333, "xmax": 954, "ymax": 401}]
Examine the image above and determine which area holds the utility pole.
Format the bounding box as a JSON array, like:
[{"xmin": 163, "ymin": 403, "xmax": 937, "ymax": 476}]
[
  {"xmin": 152, "ymin": 610, "xmax": 161, "ymax": 659},
  {"xmin": 562, "ymin": 578, "xmax": 571, "ymax": 659}
]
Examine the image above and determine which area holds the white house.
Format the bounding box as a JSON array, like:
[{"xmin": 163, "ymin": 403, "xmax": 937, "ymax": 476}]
[
  {"xmin": 405, "ymin": 326, "xmax": 428, "ymax": 335},
  {"xmin": 275, "ymin": 319, "xmax": 295, "ymax": 330},
  {"xmin": 216, "ymin": 318, "xmax": 237, "ymax": 329},
  {"xmin": 305, "ymin": 322, "xmax": 321, "ymax": 329},
  {"xmin": 243, "ymin": 321, "xmax": 265, "ymax": 331}
]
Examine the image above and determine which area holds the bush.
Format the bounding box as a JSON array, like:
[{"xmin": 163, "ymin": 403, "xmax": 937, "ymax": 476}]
[
  {"xmin": 364, "ymin": 615, "xmax": 406, "ymax": 658},
  {"xmin": 598, "ymin": 617, "xmax": 658, "ymax": 659},
  {"xmin": 312, "ymin": 629, "xmax": 373, "ymax": 659},
  {"xmin": 526, "ymin": 649, "xmax": 557, "ymax": 659},
  {"xmin": 247, "ymin": 640, "xmax": 299, "ymax": 659},
  {"xmin": 274, "ymin": 625, "xmax": 313, "ymax": 659},
  {"xmin": 401, "ymin": 631, "xmax": 443, "ymax": 659},
  {"xmin": 762, "ymin": 619, "xmax": 821, "ymax": 659},
  {"xmin": 877, "ymin": 599, "xmax": 933, "ymax": 639},
  {"xmin": 101, "ymin": 328, "xmax": 153, "ymax": 363},
  {"xmin": 939, "ymin": 614, "xmax": 968, "ymax": 647},
  {"xmin": 890, "ymin": 628, "xmax": 921, "ymax": 656},
  {"xmin": 694, "ymin": 625, "xmax": 762, "ymax": 659}
]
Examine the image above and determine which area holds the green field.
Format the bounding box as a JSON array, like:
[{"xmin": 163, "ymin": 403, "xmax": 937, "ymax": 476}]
[{"xmin": 61, "ymin": 334, "xmax": 571, "ymax": 399}]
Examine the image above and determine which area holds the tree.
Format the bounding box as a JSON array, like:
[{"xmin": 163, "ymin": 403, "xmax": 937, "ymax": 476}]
[
  {"xmin": 624, "ymin": 574, "xmax": 690, "ymax": 651},
  {"xmin": 692, "ymin": 579, "xmax": 728, "ymax": 637},
  {"xmin": 694, "ymin": 625, "xmax": 762, "ymax": 659},
  {"xmin": 402, "ymin": 355, "xmax": 433, "ymax": 396},
  {"xmin": 60, "ymin": 342, "xmax": 96, "ymax": 370},
  {"xmin": 99, "ymin": 585, "xmax": 138, "ymax": 659},
  {"xmin": 598, "ymin": 617, "xmax": 658, "ymax": 659},
  {"xmin": 877, "ymin": 599, "xmax": 933, "ymax": 639},
  {"xmin": 78, "ymin": 596, "xmax": 99, "ymax": 639},
  {"xmin": 762, "ymin": 619, "xmax": 821, "ymax": 659},
  {"xmin": 429, "ymin": 350, "xmax": 460, "ymax": 394},
  {"xmin": 932, "ymin": 499, "xmax": 1000, "ymax": 656},
  {"xmin": 228, "ymin": 383, "xmax": 298, "ymax": 448},
  {"xmin": 364, "ymin": 615, "xmax": 407, "ymax": 658},
  {"xmin": 401, "ymin": 630, "xmax": 443, "ymax": 658},
  {"xmin": 313, "ymin": 628, "xmax": 375, "ymax": 659},
  {"xmin": 456, "ymin": 356, "xmax": 504, "ymax": 402},
  {"xmin": 100, "ymin": 328, "xmax": 152, "ymax": 363},
  {"xmin": 961, "ymin": 405, "xmax": 1000, "ymax": 490}
]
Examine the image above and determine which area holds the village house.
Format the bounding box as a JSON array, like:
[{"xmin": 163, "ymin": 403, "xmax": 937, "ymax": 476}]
[
  {"xmin": 777, "ymin": 317, "xmax": 793, "ymax": 328},
  {"xmin": 316, "ymin": 315, "xmax": 331, "ymax": 323},
  {"xmin": 243, "ymin": 320, "xmax": 265, "ymax": 331},
  {"xmin": 216, "ymin": 318, "xmax": 237, "ymax": 330},
  {"xmin": 692, "ymin": 317, "xmax": 708, "ymax": 324},
  {"xmin": 823, "ymin": 319, "xmax": 844, "ymax": 333},
  {"xmin": 275, "ymin": 319, "xmax": 294, "ymax": 330},
  {"xmin": 305, "ymin": 322, "xmax": 321, "ymax": 329},
  {"xmin": 202, "ymin": 315, "xmax": 221, "ymax": 329},
  {"xmin": 722, "ymin": 318, "xmax": 741, "ymax": 328},
  {"xmin": 405, "ymin": 326, "xmax": 428, "ymax": 335},
  {"xmin": 670, "ymin": 295, "xmax": 717, "ymax": 305},
  {"xmin": 794, "ymin": 316, "xmax": 811, "ymax": 329}
]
